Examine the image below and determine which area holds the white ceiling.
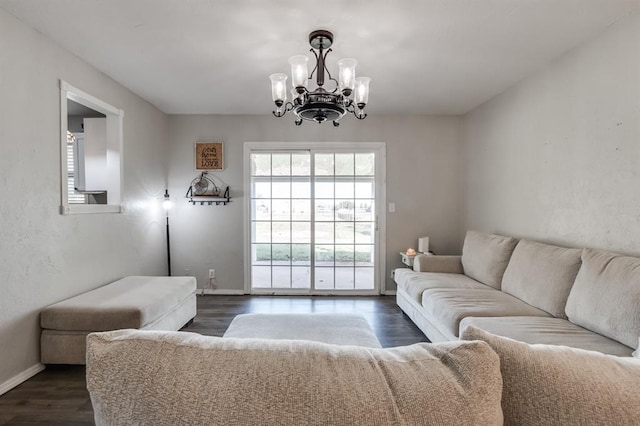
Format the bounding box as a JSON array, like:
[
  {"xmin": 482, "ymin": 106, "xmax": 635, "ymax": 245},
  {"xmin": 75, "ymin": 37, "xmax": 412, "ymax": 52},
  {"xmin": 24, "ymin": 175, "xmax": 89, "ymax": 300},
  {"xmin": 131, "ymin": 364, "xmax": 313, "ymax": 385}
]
[{"xmin": 1, "ymin": 0, "xmax": 638, "ymax": 115}]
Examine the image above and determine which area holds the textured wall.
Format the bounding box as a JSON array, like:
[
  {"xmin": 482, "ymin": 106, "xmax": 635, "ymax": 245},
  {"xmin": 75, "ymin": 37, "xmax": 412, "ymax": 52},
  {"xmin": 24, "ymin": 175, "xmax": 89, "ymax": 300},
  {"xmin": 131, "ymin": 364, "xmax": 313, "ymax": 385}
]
[
  {"xmin": 167, "ymin": 115, "xmax": 464, "ymax": 293},
  {"xmin": 0, "ymin": 9, "xmax": 169, "ymax": 389},
  {"xmin": 462, "ymin": 13, "xmax": 640, "ymax": 254}
]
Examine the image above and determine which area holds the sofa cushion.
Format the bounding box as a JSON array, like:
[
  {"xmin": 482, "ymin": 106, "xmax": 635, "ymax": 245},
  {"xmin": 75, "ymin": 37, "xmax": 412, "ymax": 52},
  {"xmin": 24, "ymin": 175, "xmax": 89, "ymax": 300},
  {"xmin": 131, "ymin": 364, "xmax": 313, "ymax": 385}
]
[
  {"xmin": 459, "ymin": 316, "xmax": 633, "ymax": 357},
  {"xmin": 565, "ymin": 248, "xmax": 640, "ymax": 348},
  {"xmin": 395, "ymin": 269, "xmax": 492, "ymax": 304},
  {"xmin": 40, "ymin": 276, "xmax": 197, "ymax": 331},
  {"xmin": 87, "ymin": 329, "xmax": 504, "ymax": 426},
  {"xmin": 501, "ymin": 240, "xmax": 582, "ymax": 318},
  {"xmin": 422, "ymin": 288, "xmax": 550, "ymax": 339},
  {"xmin": 461, "ymin": 326, "xmax": 640, "ymax": 426},
  {"xmin": 461, "ymin": 230, "xmax": 518, "ymax": 289}
]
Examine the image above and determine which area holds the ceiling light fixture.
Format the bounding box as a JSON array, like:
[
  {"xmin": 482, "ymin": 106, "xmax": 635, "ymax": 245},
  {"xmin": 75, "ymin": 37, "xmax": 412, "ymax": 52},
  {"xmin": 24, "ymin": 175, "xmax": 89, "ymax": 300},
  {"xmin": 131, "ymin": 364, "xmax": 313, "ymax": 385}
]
[{"xmin": 269, "ymin": 30, "xmax": 370, "ymax": 127}]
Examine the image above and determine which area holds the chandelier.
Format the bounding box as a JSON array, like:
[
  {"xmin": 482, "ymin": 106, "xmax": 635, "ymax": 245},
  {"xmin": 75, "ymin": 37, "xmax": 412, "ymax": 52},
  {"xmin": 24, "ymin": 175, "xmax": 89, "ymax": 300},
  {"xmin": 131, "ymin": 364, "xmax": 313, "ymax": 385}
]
[{"xmin": 269, "ymin": 30, "xmax": 370, "ymax": 127}]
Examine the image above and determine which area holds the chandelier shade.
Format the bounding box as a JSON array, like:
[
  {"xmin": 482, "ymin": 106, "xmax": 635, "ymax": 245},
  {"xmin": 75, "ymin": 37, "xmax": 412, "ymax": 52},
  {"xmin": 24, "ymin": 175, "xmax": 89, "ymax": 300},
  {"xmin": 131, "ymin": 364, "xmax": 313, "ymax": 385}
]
[
  {"xmin": 269, "ymin": 73, "xmax": 288, "ymax": 106},
  {"xmin": 270, "ymin": 30, "xmax": 370, "ymax": 127}
]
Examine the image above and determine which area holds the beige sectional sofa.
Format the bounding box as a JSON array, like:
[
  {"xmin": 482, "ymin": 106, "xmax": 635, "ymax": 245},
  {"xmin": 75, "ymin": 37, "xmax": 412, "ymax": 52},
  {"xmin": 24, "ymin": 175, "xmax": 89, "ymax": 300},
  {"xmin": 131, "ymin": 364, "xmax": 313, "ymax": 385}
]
[
  {"xmin": 395, "ymin": 230, "xmax": 639, "ymax": 357},
  {"xmin": 86, "ymin": 327, "xmax": 640, "ymax": 425}
]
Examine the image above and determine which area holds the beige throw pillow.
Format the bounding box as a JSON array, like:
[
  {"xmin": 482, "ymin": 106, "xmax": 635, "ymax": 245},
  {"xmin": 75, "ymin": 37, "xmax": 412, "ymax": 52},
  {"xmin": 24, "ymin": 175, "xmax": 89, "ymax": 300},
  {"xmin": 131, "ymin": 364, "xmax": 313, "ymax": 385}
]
[
  {"xmin": 565, "ymin": 248, "xmax": 640, "ymax": 348},
  {"xmin": 461, "ymin": 326, "xmax": 640, "ymax": 426},
  {"xmin": 461, "ymin": 230, "xmax": 518, "ymax": 289},
  {"xmin": 87, "ymin": 329, "xmax": 504, "ymax": 426},
  {"xmin": 501, "ymin": 239, "xmax": 582, "ymax": 318}
]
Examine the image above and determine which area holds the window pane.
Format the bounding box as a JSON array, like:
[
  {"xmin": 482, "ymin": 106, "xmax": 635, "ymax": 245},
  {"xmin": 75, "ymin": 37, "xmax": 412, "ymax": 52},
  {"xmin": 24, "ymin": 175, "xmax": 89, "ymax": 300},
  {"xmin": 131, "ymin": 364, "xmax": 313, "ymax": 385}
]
[
  {"xmin": 271, "ymin": 179, "xmax": 291, "ymax": 198},
  {"xmin": 252, "ymin": 199, "xmax": 270, "ymax": 221},
  {"xmin": 355, "ymin": 200, "xmax": 374, "ymax": 221},
  {"xmin": 314, "ymin": 180, "xmax": 334, "ymax": 198},
  {"xmin": 271, "ymin": 244, "xmax": 291, "ymax": 263},
  {"xmin": 252, "ymin": 244, "xmax": 271, "ymax": 263},
  {"xmin": 355, "ymin": 267, "xmax": 374, "ymax": 289},
  {"xmin": 291, "ymin": 244, "xmax": 311, "ymax": 264},
  {"xmin": 335, "ymin": 268, "xmax": 355, "ymax": 289},
  {"xmin": 356, "ymin": 245, "xmax": 374, "ymax": 264},
  {"xmin": 251, "ymin": 154, "xmax": 271, "ymax": 176},
  {"xmin": 335, "ymin": 222, "xmax": 354, "ymax": 244},
  {"xmin": 355, "ymin": 180, "xmax": 374, "ymax": 198},
  {"xmin": 291, "ymin": 154, "xmax": 310, "ymax": 176},
  {"xmin": 315, "ymin": 222, "xmax": 334, "ymax": 244},
  {"xmin": 292, "ymin": 267, "xmax": 310, "ymax": 288},
  {"xmin": 271, "ymin": 199, "xmax": 290, "ymax": 221},
  {"xmin": 272, "ymin": 266, "xmax": 291, "ymax": 288},
  {"xmin": 335, "ymin": 153, "xmax": 354, "ymax": 175},
  {"xmin": 355, "ymin": 223, "xmax": 374, "ymax": 244},
  {"xmin": 315, "ymin": 200, "xmax": 335, "ymax": 221},
  {"xmin": 252, "ymin": 266, "xmax": 271, "ymax": 288},
  {"xmin": 253, "ymin": 222, "xmax": 271, "ymax": 243},
  {"xmin": 335, "ymin": 180, "xmax": 354, "ymax": 198},
  {"xmin": 292, "ymin": 179, "xmax": 310, "ymax": 198},
  {"xmin": 355, "ymin": 153, "xmax": 374, "ymax": 176},
  {"xmin": 271, "ymin": 154, "xmax": 290, "ymax": 176},
  {"xmin": 291, "ymin": 222, "xmax": 310, "ymax": 243},
  {"xmin": 291, "ymin": 199, "xmax": 310, "ymax": 221},
  {"xmin": 315, "ymin": 267, "xmax": 334, "ymax": 289},
  {"xmin": 335, "ymin": 245, "xmax": 355, "ymax": 265},
  {"xmin": 252, "ymin": 181, "xmax": 271, "ymax": 198},
  {"xmin": 315, "ymin": 245, "xmax": 334, "ymax": 264},
  {"xmin": 272, "ymin": 222, "xmax": 290, "ymax": 243},
  {"xmin": 335, "ymin": 200, "xmax": 354, "ymax": 221},
  {"xmin": 315, "ymin": 153, "xmax": 333, "ymax": 175}
]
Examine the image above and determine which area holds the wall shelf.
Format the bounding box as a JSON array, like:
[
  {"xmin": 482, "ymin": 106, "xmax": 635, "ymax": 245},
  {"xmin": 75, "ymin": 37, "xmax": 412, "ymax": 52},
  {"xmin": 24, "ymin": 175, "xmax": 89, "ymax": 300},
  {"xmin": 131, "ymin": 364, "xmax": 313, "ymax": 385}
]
[{"xmin": 187, "ymin": 186, "xmax": 231, "ymax": 205}]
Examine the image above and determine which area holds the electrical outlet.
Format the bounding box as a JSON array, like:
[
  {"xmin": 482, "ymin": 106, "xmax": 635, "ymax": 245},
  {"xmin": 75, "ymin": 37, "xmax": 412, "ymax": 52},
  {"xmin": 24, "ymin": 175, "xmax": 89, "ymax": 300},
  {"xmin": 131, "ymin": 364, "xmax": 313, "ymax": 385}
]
[
  {"xmin": 209, "ymin": 269, "xmax": 215, "ymax": 279},
  {"xmin": 390, "ymin": 269, "xmax": 395, "ymax": 279}
]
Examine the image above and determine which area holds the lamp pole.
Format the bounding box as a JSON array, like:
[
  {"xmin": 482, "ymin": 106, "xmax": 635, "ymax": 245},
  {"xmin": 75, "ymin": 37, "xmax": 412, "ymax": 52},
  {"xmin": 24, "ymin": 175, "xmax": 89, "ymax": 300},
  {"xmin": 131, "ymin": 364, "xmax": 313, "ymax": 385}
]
[{"xmin": 162, "ymin": 189, "xmax": 172, "ymax": 276}]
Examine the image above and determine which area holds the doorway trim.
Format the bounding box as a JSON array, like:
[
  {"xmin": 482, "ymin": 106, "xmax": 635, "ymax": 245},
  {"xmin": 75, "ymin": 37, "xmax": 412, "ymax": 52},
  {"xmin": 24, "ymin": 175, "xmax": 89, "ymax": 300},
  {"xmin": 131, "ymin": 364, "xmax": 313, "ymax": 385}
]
[{"xmin": 243, "ymin": 141, "xmax": 386, "ymax": 295}]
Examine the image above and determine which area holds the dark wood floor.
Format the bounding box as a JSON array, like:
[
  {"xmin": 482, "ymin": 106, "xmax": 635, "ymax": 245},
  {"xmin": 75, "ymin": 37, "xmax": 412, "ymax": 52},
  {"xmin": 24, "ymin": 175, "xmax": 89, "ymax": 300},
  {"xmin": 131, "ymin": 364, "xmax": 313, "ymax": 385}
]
[{"xmin": 0, "ymin": 295, "xmax": 427, "ymax": 425}]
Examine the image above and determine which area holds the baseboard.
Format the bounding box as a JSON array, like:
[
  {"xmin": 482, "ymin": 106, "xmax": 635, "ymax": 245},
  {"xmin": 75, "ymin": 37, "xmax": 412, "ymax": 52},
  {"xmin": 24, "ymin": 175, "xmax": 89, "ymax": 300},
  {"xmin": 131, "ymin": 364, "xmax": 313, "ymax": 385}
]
[
  {"xmin": 199, "ymin": 289, "xmax": 246, "ymax": 295},
  {"xmin": 0, "ymin": 363, "xmax": 45, "ymax": 396},
  {"xmin": 383, "ymin": 290, "xmax": 397, "ymax": 295}
]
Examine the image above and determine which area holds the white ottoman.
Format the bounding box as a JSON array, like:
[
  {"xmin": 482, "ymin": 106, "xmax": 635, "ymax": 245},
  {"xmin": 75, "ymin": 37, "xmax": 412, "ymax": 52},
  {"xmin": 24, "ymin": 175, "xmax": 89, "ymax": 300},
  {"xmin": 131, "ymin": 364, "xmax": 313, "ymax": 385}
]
[{"xmin": 223, "ymin": 313, "xmax": 382, "ymax": 348}]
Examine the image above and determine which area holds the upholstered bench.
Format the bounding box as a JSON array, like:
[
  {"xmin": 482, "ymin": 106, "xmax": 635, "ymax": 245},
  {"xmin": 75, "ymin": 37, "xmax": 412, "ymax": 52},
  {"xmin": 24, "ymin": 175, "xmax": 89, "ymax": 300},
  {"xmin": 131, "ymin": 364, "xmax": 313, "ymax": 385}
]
[
  {"xmin": 41, "ymin": 276, "xmax": 197, "ymax": 364},
  {"xmin": 223, "ymin": 313, "xmax": 382, "ymax": 348}
]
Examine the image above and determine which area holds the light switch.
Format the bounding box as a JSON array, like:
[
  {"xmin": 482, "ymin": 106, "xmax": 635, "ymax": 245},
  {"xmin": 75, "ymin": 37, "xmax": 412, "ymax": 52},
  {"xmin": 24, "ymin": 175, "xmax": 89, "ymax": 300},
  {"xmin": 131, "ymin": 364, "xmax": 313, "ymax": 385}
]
[{"xmin": 388, "ymin": 202, "xmax": 396, "ymax": 213}]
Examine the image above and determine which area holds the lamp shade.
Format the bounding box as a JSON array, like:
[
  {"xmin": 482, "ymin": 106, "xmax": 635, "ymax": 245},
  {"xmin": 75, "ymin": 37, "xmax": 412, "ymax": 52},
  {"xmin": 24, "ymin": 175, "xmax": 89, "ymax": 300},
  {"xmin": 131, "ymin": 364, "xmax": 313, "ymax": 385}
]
[
  {"xmin": 162, "ymin": 189, "xmax": 173, "ymax": 216},
  {"xmin": 337, "ymin": 58, "xmax": 357, "ymax": 95},
  {"xmin": 288, "ymin": 55, "xmax": 309, "ymax": 89},
  {"xmin": 355, "ymin": 77, "xmax": 371, "ymax": 108},
  {"xmin": 418, "ymin": 236, "xmax": 429, "ymax": 253},
  {"xmin": 269, "ymin": 73, "xmax": 288, "ymax": 104}
]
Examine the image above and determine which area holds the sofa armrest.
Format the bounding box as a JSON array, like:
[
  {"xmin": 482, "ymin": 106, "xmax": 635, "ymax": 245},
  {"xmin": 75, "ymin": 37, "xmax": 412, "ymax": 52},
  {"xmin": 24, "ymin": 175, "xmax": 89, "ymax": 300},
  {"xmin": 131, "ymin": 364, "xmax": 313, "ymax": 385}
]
[{"xmin": 413, "ymin": 255, "xmax": 463, "ymax": 274}]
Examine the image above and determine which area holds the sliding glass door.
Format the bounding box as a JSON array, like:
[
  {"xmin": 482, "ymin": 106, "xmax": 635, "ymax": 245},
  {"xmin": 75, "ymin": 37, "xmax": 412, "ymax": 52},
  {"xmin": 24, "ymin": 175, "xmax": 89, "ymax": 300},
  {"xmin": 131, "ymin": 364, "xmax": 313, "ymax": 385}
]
[{"xmin": 247, "ymin": 144, "xmax": 384, "ymax": 295}]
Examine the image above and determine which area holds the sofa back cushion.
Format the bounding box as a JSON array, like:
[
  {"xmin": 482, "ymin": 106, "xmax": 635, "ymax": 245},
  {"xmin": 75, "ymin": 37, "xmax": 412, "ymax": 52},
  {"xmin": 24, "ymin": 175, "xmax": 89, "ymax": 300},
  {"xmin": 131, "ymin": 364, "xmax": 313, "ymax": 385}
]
[
  {"xmin": 87, "ymin": 329, "xmax": 504, "ymax": 426},
  {"xmin": 501, "ymin": 240, "xmax": 582, "ymax": 318},
  {"xmin": 461, "ymin": 326, "xmax": 640, "ymax": 426},
  {"xmin": 461, "ymin": 230, "xmax": 518, "ymax": 289},
  {"xmin": 565, "ymin": 248, "xmax": 640, "ymax": 348}
]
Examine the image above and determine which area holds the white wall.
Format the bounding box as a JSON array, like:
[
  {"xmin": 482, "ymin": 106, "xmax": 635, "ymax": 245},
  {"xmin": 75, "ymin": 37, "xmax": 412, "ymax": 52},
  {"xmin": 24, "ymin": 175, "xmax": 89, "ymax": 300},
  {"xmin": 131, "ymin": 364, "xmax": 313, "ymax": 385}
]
[
  {"xmin": 463, "ymin": 13, "xmax": 640, "ymax": 255},
  {"xmin": 0, "ymin": 9, "xmax": 170, "ymax": 391},
  {"xmin": 167, "ymin": 115, "xmax": 464, "ymax": 293}
]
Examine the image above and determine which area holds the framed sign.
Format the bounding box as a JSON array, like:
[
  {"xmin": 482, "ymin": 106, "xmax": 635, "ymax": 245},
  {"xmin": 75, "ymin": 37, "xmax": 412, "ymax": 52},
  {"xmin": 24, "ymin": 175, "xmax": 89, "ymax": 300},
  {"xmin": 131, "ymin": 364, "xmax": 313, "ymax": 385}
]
[{"xmin": 195, "ymin": 142, "xmax": 224, "ymax": 170}]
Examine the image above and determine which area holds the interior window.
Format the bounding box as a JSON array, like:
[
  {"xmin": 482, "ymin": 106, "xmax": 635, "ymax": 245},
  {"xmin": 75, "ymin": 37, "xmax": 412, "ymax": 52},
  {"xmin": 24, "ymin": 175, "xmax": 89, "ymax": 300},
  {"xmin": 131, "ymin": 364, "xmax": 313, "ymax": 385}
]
[{"xmin": 60, "ymin": 81, "xmax": 124, "ymax": 214}]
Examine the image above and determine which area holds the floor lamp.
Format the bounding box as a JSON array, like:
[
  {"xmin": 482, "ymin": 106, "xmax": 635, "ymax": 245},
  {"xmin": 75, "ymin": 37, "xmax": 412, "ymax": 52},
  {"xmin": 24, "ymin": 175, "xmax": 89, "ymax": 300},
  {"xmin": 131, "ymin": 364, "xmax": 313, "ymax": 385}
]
[{"xmin": 162, "ymin": 189, "xmax": 173, "ymax": 276}]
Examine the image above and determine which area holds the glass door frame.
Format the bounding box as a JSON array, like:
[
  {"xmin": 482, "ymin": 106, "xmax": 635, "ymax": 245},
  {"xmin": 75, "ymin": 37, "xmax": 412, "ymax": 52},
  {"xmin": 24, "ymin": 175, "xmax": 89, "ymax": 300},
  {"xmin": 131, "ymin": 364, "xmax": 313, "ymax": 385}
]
[{"xmin": 243, "ymin": 142, "xmax": 387, "ymax": 296}]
